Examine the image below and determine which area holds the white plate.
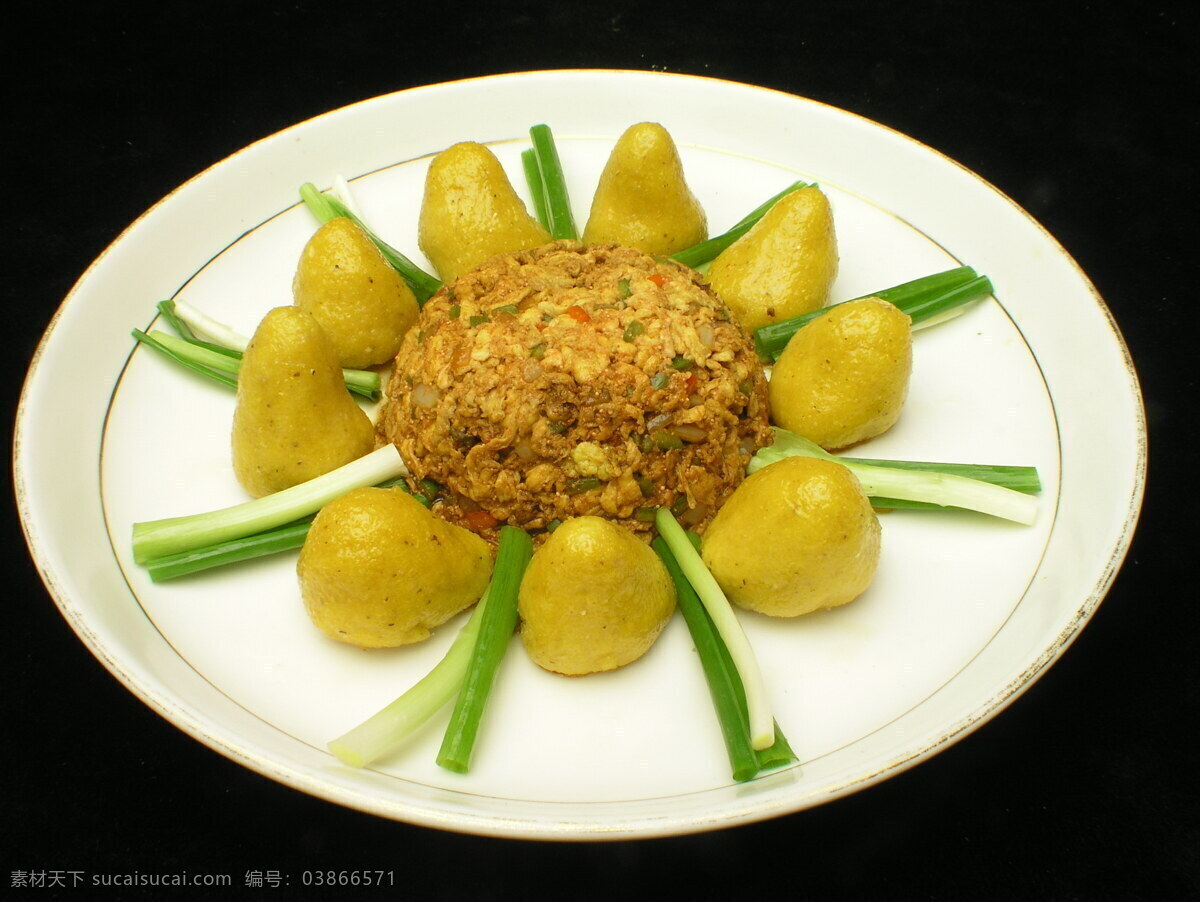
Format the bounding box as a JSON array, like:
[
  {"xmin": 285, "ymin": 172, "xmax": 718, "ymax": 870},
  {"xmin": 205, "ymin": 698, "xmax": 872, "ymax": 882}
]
[{"xmin": 14, "ymin": 70, "xmax": 1145, "ymax": 839}]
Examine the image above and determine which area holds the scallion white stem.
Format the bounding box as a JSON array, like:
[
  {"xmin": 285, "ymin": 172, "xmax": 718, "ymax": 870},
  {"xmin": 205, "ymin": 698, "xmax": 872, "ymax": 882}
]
[
  {"xmin": 172, "ymin": 299, "xmax": 250, "ymax": 351},
  {"xmin": 655, "ymin": 508, "xmax": 775, "ymax": 750},
  {"xmin": 848, "ymin": 464, "xmax": 1039, "ymax": 523},
  {"xmin": 131, "ymin": 445, "xmax": 408, "ymax": 564},
  {"xmin": 910, "ymin": 306, "xmax": 969, "ymax": 331},
  {"xmin": 330, "ymin": 174, "xmax": 366, "ymax": 220}
]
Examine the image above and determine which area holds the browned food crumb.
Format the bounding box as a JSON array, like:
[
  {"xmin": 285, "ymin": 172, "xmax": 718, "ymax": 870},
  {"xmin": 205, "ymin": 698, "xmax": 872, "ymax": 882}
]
[{"xmin": 376, "ymin": 241, "xmax": 772, "ymax": 543}]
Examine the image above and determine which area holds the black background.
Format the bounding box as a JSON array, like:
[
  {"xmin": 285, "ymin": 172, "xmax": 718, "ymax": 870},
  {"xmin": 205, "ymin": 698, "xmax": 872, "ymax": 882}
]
[{"xmin": 5, "ymin": 2, "xmax": 1194, "ymax": 899}]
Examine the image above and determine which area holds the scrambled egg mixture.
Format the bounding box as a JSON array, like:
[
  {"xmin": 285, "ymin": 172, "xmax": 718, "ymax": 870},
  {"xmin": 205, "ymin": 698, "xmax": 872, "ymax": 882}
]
[{"xmin": 377, "ymin": 241, "xmax": 772, "ymax": 541}]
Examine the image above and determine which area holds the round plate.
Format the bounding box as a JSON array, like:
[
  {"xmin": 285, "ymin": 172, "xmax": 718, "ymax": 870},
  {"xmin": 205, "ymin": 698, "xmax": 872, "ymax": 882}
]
[{"xmin": 14, "ymin": 70, "xmax": 1145, "ymax": 839}]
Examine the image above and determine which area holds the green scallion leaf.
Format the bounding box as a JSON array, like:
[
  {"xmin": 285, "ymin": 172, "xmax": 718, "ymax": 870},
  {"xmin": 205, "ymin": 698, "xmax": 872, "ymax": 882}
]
[
  {"xmin": 654, "ymin": 431, "xmax": 684, "ymax": 451},
  {"xmin": 752, "ymin": 267, "xmax": 992, "ymax": 361},
  {"xmin": 566, "ymin": 476, "xmax": 601, "ymax": 494},
  {"xmin": 436, "ymin": 526, "xmax": 533, "ymax": 773},
  {"xmin": 528, "ymin": 124, "xmax": 578, "ymax": 241},
  {"xmin": 521, "ymin": 147, "xmax": 551, "ymax": 231}
]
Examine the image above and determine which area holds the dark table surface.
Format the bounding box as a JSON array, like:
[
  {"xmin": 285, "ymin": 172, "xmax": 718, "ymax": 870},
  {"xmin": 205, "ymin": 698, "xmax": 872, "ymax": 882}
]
[{"xmin": 5, "ymin": 2, "xmax": 1194, "ymax": 898}]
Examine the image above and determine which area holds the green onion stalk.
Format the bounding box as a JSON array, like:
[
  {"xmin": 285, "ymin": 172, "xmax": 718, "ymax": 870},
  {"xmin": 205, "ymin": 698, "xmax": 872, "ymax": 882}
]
[
  {"xmin": 298, "ymin": 182, "xmax": 441, "ymax": 304},
  {"xmin": 132, "ymin": 301, "xmax": 382, "ymax": 401},
  {"xmin": 436, "ymin": 526, "xmax": 534, "ymax": 774},
  {"xmin": 131, "ymin": 445, "xmax": 409, "ymax": 565},
  {"xmin": 670, "ymin": 181, "xmax": 810, "ymax": 272},
  {"xmin": 521, "ymin": 148, "xmax": 551, "ymax": 232},
  {"xmin": 654, "ymin": 508, "xmax": 775, "ymax": 750},
  {"xmin": 140, "ymin": 478, "xmax": 422, "ymax": 582},
  {"xmin": 329, "ymin": 588, "xmax": 493, "ymax": 768},
  {"xmin": 652, "ymin": 535, "xmax": 796, "ymax": 781},
  {"xmin": 752, "ymin": 267, "xmax": 994, "ymax": 361},
  {"xmin": 750, "ymin": 428, "xmax": 1040, "ymax": 525},
  {"xmin": 169, "ymin": 298, "xmax": 250, "ymax": 352},
  {"xmin": 526, "ymin": 124, "xmax": 578, "ymax": 241}
]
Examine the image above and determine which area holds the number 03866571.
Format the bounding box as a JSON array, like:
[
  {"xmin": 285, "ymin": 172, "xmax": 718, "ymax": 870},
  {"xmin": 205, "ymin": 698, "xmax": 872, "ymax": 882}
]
[{"xmin": 301, "ymin": 871, "xmax": 394, "ymax": 887}]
